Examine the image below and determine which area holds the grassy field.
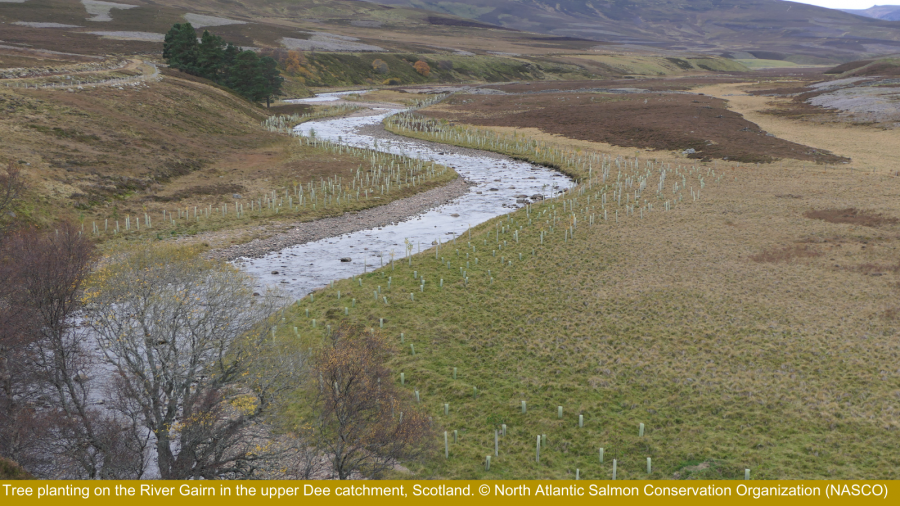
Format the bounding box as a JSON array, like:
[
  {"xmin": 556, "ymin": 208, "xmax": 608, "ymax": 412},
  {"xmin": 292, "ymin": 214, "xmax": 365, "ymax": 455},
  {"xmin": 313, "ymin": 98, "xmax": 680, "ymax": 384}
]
[
  {"xmin": 275, "ymin": 106, "xmax": 900, "ymax": 480},
  {"xmin": 732, "ymin": 59, "xmax": 811, "ymax": 70}
]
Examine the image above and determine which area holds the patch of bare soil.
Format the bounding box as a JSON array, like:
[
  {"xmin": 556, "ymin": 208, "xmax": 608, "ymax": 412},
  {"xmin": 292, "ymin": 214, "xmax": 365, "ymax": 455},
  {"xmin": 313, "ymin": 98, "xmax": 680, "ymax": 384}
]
[
  {"xmin": 803, "ymin": 208, "xmax": 899, "ymax": 228},
  {"xmin": 266, "ymin": 103, "xmax": 313, "ymax": 116},
  {"xmin": 750, "ymin": 245, "xmax": 822, "ymax": 263},
  {"xmin": 150, "ymin": 183, "xmax": 246, "ymax": 202},
  {"xmin": 424, "ymin": 92, "xmax": 848, "ymax": 163}
]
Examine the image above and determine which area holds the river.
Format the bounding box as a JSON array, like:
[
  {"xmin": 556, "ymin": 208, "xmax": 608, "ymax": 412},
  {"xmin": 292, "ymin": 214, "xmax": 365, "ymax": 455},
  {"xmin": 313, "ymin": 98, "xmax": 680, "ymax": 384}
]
[{"xmin": 237, "ymin": 95, "xmax": 575, "ymax": 299}]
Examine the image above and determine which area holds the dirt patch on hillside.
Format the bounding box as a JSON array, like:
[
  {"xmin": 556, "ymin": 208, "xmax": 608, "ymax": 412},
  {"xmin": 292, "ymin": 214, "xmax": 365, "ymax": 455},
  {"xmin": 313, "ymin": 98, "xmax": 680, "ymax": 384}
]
[
  {"xmin": 750, "ymin": 244, "xmax": 822, "ymax": 263},
  {"xmin": 423, "ymin": 92, "xmax": 848, "ymax": 163},
  {"xmin": 803, "ymin": 208, "xmax": 899, "ymax": 228},
  {"xmin": 267, "ymin": 103, "xmax": 313, "ymax": 116}
]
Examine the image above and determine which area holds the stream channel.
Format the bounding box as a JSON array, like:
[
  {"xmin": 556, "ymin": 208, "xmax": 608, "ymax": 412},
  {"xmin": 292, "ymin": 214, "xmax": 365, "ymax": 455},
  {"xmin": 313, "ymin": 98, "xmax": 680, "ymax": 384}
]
[{"xmin": 237, "ymin": 94, "xmax": 575, "ymax": 298}]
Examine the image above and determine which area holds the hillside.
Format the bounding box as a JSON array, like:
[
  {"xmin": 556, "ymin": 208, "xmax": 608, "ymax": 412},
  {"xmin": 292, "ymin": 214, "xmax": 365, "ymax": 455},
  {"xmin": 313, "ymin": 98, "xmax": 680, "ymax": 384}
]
[
  {"xmin": 843, "ymin": 5, "xmax": 900, "ymax": 21},
  {"xmin": 364, "ymin": 0, "xmax": 900, "ymax": 62}
]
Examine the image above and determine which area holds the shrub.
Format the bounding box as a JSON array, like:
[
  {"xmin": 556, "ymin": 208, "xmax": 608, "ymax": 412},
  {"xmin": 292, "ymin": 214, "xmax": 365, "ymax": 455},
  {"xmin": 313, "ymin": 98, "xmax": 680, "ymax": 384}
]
[
  {"xmin": 372, "ymin": 59, "xmax": 389, "ymax": 74},
  {"xmin": 414, "ymin": 60, "xmax": 431, "ymax": 77}
]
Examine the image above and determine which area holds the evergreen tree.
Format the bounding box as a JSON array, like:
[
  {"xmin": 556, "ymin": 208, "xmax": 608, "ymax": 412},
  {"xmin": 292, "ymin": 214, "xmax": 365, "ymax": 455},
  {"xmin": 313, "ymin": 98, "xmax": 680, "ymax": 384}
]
[
  {"xmin": 162, "ymin": 23, "xmax": 283, "ymax": 106},
  {"xmin": 162, "ymin": 23, "xmax": 198, "ymax": 73},
  {"xmin": 195, "ymin": 30, "xmax": 227, "ymax": 81},
  {"xmin": 259, "ymin": 56, "xmax": 283, "ymax": 107},
  {"xmin": 226, "ymin": 51, "xmax": 269, "ymax": 103}
]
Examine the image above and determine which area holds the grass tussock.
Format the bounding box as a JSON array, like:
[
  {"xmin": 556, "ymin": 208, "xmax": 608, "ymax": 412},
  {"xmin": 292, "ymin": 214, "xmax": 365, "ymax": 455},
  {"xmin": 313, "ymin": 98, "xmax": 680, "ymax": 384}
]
[{"xmin": 804, "ymin": 208, "xmax": 899, "ymax": 228}]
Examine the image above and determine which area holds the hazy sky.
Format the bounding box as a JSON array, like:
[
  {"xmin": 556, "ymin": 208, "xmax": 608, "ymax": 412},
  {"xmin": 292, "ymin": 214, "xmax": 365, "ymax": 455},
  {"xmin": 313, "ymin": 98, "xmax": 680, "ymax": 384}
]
[{"xmin": 788, "ymin": 0, "xmax": 900, "ymax": 8}]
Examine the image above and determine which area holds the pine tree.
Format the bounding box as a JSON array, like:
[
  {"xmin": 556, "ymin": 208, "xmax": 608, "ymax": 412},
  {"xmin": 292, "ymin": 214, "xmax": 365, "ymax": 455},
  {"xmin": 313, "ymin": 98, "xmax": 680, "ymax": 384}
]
[
  {"xmin": 226, "ymin": 51, "xmax": 269, "ymax": 102},
  {"xmin": 259, "ymin": 56, "xmax": 283, "ymax": 107},
  {"xmin": 163, "ymin": 23, "xmax": 198, "ymax": 73},
  {"xmin": 162, "ymin": 23, "xmax": 283, "ymax": 106},
  {"xmin": 195, "ymin": 30, "xmax": 228, "ymax": 81}
]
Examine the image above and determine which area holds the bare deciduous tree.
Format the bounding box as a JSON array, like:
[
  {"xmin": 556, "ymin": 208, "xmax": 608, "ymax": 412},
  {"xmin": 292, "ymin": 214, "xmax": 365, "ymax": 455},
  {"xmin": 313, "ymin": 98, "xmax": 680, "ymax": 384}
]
[
  {"xmin": 85, "ymin": 245, "xmax": 300, "ymax": 479},
  {"xmin": 307, "ymin": 325, "xmax": 433, "ymax": 479},
  {"xmin": 0, "ymin": 223, "xmax": 147, "ymax": 478}
]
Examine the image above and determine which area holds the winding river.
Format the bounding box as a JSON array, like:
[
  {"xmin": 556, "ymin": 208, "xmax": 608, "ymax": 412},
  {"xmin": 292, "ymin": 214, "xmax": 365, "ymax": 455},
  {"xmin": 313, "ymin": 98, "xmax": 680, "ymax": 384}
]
[{"xmin": 238, "ymin": 96, "xmax": 574, "ymax": 298}]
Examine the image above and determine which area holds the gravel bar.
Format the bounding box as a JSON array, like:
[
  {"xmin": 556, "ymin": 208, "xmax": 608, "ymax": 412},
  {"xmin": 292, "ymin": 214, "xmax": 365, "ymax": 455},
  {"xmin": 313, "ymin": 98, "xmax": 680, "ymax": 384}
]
[{"xmin": 209, "ymin": 177, "xmax": 471, "ymax": 261}]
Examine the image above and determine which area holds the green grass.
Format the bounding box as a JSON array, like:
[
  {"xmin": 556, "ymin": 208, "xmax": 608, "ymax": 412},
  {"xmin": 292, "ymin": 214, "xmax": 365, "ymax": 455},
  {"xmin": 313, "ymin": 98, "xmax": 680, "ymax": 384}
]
[
  {"xmin": 271, "ymin": 116, "xmax": 900, "ymax": 480},
  {"xmin": 733, "ymin": 59, "xmax": 808, "ymax": 70}
]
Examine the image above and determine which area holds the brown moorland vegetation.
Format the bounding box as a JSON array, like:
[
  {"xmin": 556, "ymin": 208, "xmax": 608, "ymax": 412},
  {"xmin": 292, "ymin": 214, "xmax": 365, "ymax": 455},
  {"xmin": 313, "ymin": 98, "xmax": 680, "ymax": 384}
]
[
  {"xmin": 422, "ymin": 91, "xmax": 848, "ymax": 164},
  {"xmin": 0, "ymin": 69, "xmax": 453, "ymax": 249}
]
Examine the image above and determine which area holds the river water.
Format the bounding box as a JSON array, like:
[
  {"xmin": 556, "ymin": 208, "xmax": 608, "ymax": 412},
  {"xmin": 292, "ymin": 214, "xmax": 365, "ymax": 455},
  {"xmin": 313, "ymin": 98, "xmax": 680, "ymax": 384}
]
[{"xmin": 237, "ymin": 98, "xmax": 574, "ymax": 299}]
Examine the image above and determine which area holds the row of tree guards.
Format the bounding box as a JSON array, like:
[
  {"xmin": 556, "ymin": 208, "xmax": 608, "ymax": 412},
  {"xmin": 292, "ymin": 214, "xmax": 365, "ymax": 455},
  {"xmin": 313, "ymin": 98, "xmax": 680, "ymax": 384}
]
[
  {"xmin": 285, "ymin": 117, "xmax": 761, "ymax": 477},
  {"xmin": 83, "ymin": 134, "xmax": 451, "ymax": 238},
  {"xmin": 84, "ymin": 94, "xmax": 451, "ymax": 239}
]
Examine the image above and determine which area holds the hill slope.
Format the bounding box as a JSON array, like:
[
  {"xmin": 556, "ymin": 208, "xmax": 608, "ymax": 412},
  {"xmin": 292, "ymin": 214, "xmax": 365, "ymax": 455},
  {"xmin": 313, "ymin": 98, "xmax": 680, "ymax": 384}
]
[
  {"xmin": 843, "ymin": 5, "xmax": 900, "ymax": 21},
  {"xmin": 363, "ymin": 0, "xmax": 900, "ymax": 61}
]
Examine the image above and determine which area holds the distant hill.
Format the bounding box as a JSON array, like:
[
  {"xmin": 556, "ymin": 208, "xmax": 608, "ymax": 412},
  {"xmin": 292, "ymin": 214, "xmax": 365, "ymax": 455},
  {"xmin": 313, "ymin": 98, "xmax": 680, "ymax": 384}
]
[
  {"xmin": 4, "ymin": 0, "xmax": 900, "ymax": 63},
  {"xmin": 843, "ymin": 5, "xmax": 900, "ymax": 21},
  {"xmin": 363, "ymin": 0, "xmax": 900, "ymax": 61}
]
